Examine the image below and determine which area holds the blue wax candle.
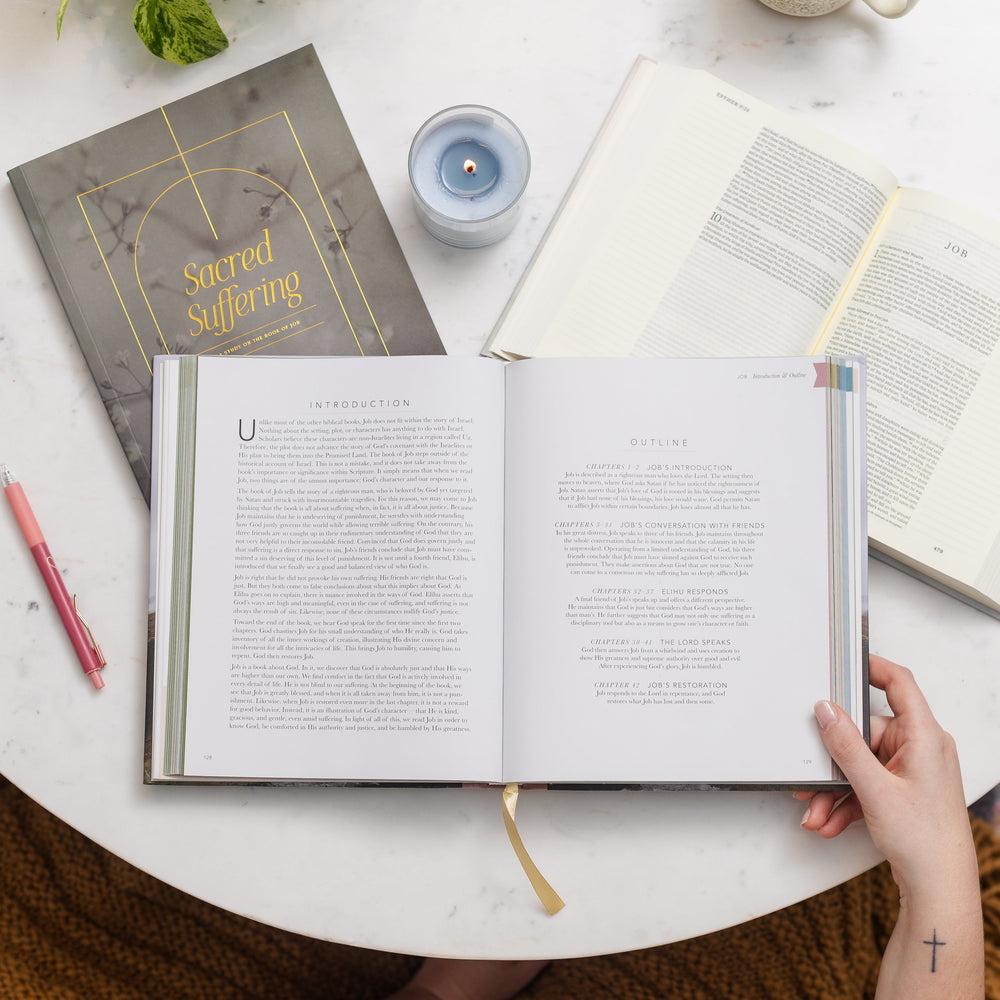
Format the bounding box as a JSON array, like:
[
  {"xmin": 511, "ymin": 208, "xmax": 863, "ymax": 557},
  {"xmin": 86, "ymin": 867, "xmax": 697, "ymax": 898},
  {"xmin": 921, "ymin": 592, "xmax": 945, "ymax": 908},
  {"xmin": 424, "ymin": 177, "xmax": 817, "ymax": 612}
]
[
  {"xmin": 408, "ymin": 106, "xmax": 530, "ymax": 248},
  {"xmin": 440, "ymin": 140, "xmax": 500, "ymax": 197}
]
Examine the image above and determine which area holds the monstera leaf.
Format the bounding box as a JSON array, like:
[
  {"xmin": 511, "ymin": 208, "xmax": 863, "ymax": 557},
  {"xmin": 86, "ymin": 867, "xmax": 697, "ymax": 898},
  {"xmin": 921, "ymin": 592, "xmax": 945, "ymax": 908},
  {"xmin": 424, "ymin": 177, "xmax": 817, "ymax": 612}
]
[{"xmin": 133, "ymin": 0, "xmax": 229, "ymax": 64}]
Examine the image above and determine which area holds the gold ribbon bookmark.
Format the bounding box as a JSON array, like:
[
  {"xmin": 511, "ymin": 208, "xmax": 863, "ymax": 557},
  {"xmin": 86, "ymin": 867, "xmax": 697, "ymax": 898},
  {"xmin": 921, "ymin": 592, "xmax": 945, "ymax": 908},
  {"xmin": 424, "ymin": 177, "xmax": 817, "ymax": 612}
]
[{"xmin": 501, "ymin": 783, "xmax": 565, "ymax": 915}]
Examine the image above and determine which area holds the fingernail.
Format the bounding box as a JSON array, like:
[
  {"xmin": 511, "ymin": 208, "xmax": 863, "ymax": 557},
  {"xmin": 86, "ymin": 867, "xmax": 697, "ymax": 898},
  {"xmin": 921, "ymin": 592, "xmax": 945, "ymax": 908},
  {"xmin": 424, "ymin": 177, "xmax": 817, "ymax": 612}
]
[
  {"xmin": 800, "ymin": 805, "xmax": 811, "ymax": 827},
  {"xmin": 814, "ymin": 700, "xmax": 838, "ymax": 730}
]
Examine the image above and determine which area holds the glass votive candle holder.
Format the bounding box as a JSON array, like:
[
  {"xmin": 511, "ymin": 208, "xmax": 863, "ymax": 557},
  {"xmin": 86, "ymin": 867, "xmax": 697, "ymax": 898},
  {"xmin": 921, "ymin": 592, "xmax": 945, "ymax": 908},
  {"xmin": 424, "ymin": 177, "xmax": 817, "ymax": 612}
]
[{"xmin": 408, "ymin": 105, "xmax": 530, "ymax": 249}]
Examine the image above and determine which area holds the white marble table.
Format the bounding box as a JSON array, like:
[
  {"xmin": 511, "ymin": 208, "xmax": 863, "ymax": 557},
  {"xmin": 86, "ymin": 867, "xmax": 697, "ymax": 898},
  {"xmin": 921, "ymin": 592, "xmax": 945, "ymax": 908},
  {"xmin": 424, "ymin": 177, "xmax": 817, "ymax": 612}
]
[{"xmin": 2, "ymin": 0, "xmax": 1000, "ymax": 960}]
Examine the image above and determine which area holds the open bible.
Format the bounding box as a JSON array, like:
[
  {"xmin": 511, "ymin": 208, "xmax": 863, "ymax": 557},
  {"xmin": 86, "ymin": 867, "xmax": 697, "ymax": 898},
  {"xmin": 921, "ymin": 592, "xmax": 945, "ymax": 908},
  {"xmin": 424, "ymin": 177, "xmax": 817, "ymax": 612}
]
[
  {"xmin": 146, "ymin": 354, "xmax": 867, "ymax": 787},
  {"xmin": 485, "ymin": 58, "xmax": 1000, "ymax": 618}
]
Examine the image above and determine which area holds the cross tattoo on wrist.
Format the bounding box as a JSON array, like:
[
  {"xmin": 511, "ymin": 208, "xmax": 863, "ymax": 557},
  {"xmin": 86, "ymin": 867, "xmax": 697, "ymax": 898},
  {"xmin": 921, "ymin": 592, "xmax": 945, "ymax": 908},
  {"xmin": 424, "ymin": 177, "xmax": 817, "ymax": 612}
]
[{"xmin": 922, "ymin": 929, "xmax": 946, "ymax": 972}]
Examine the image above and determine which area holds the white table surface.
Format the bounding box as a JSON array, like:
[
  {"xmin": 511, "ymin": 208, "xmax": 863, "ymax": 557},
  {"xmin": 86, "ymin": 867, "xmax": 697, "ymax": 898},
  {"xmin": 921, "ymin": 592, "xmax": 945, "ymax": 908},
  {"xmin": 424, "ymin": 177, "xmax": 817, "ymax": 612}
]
[{"xmin": 3, "ymin": 0, "xmax": 1000, "ymax": 961}]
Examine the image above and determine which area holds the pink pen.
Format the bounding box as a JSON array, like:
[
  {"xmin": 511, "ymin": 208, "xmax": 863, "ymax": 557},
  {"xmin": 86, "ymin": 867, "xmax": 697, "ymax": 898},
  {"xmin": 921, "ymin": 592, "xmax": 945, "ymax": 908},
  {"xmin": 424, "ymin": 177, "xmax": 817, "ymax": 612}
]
[{"xmin": 2, "ymin": 464, "xmax": 106, "ymax": 689}]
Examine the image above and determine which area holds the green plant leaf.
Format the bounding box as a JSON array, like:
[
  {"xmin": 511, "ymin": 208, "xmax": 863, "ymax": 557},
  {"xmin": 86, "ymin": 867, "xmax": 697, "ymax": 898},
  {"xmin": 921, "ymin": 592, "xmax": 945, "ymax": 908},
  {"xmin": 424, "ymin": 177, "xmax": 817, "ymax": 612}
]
[
  {"xmin": 132, "ymin": 0, "xmax": 229, "ymax": 65},
  {"xmin": 56, "ymin": 0, "xmax": 71, "ymax": 39}
]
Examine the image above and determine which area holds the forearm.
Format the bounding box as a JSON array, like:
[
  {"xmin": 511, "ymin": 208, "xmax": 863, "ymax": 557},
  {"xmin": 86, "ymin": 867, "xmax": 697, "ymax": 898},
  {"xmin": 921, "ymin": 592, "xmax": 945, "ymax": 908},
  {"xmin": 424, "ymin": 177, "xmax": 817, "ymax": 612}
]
[
  {"xmin": 875, "ymin": 834, "xmax": 984, "ymax": 1000},
  {"xmin": 389, "ymin": 959, "xmax": 550, "ymax": 1000}
]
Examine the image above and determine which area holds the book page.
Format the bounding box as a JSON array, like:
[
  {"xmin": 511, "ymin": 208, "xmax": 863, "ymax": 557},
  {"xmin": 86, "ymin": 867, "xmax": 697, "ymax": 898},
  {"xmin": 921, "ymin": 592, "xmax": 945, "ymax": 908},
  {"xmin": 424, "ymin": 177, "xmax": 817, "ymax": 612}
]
[
  {"xmin": 500, "ymin": 356, "xmax": 861, "ymax": 785},
  {"xmin": 489, "ymin": 64, "xmax": 897, "ymax": 360},
  {"xmin": 169, "ymin": 355, "xmax": 506, "ymax": 782},
  {"xmin": 819, "ymin": 188, "xmax": 1000, "ymax": 605}
]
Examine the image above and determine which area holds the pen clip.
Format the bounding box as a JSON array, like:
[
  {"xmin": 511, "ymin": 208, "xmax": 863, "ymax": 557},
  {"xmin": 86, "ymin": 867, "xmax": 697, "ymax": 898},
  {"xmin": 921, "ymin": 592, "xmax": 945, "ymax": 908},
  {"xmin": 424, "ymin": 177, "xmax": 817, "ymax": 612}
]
[{"xmin": 72, "ymin": 595, "xmax": 107, "ymax": 668}]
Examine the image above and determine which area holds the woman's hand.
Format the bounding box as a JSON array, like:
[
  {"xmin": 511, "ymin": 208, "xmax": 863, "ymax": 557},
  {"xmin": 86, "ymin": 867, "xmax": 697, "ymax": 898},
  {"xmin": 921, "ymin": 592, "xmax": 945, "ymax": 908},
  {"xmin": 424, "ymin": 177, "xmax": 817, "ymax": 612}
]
[
  {"xmin": 797, "ymin": 654, "xmax": 971, "ymax": 889},
  {"xmin": 796, "ymin": 654, "xmax": 983, "ymax": 999}
]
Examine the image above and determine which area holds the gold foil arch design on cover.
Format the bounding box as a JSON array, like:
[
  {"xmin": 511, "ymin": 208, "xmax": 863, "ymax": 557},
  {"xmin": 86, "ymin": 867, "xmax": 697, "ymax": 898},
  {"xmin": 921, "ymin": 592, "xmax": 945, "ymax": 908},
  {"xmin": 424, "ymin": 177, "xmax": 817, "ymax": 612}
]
[{"xmin": 133, "ymin": 167, "xmax": 387, "ymax": 360}]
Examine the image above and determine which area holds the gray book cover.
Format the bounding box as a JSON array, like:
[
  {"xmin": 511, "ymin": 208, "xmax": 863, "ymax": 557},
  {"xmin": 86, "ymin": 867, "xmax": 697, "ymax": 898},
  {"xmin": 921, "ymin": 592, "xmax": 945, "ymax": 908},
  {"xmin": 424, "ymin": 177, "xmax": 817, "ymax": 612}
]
[{"xmin": 9, "ymin": 45, "xmax": 443, "ymax": 503}]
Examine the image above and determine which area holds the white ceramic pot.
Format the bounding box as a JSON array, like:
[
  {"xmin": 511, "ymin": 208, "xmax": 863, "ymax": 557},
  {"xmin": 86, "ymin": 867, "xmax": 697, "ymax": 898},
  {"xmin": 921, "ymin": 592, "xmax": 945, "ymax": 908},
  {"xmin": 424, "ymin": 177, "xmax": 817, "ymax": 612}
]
[{"xmin": 756, "ymin": 0, "xmax": 917, "ymax": 16}]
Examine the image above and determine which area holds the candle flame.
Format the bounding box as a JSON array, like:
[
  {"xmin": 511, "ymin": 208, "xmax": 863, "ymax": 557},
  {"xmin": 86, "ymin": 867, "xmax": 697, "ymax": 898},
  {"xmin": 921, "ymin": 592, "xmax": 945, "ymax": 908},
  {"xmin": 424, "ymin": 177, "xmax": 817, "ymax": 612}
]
[{"xmin": 463, "ymin": 159, "xmax": 477, "ymax": 174}]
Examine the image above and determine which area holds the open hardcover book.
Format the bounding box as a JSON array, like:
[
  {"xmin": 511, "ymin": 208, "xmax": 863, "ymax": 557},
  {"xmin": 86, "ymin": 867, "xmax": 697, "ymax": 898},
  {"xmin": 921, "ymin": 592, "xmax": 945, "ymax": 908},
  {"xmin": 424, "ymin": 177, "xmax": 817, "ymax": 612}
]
[
  {"xmin": 146, "ymin": 353, "xmax": 867, "ymax": 787},
  {"xmin": 485, "ymin": 58, "xmax": 1000, "ymax": 618}
]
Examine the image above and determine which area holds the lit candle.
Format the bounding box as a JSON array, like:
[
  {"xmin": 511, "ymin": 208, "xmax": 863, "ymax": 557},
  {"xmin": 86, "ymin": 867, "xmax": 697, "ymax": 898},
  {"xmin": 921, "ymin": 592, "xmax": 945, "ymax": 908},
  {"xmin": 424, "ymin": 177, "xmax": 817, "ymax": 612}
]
[{"xmin": 408, "ymin": 105, "xmax": 530, "ymax": 248}]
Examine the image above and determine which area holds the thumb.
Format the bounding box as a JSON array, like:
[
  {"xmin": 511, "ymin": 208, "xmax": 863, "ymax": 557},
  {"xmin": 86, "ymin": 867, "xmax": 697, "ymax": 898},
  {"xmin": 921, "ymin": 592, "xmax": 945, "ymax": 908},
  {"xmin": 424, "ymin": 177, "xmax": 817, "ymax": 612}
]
[{"xmin": 813, "ymin": 700, "xmax": 883, "ymax": 793}]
